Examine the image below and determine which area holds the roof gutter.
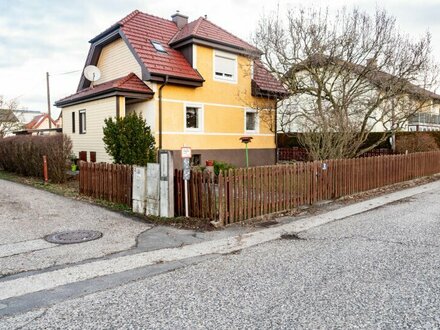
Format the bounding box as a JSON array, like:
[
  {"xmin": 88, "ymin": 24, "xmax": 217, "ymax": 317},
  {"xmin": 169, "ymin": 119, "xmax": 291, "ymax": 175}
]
[{"xmin": 158, "ymin": 75, "xmax": 169, "ymax": 151}]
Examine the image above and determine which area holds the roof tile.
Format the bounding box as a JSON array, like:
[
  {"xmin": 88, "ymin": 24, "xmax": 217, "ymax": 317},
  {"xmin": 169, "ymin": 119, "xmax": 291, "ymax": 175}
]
[
  {"xmin": 253, "ymin": 60, "xmax": 288, "ymax": 96},
  {"xmin": 170, "ymin": 17, "xmax": 260, "ymax": 54},
  {"xmin": 120, "ymin": 12, "xmax": 203, "ymax": 81}
]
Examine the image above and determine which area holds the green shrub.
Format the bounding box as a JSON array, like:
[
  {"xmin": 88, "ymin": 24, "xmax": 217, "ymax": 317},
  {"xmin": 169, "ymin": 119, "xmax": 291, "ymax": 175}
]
[
  {"xmin": 103, "ymin": 113, "xmax": 156, "ymax": 165},
  {"xmin": 213, "ymin": 161, "xmax": 235, "ymax": 176},
  {"xmin": 0, "ymin": 134, "xmax": 72, "ymax": 183}
]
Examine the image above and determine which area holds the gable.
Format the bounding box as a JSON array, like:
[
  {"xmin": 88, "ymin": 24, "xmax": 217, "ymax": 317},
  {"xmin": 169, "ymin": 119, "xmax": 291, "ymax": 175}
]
[{"xmin": 95, "ymin": 38, "xmax": 142, "ymax": 84}]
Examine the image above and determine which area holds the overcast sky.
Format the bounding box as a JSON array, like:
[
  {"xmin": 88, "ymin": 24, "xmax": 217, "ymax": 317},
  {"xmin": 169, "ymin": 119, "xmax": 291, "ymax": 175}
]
[{"xmin": 1, "ymin": 0, "xmax": 439, "ymax": 118}]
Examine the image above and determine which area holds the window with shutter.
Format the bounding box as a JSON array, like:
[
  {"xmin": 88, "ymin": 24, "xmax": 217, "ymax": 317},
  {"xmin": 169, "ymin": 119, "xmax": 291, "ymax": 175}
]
[{"xmin": 214, "ymin": 51, "xmax": 237, "ymax": 83}]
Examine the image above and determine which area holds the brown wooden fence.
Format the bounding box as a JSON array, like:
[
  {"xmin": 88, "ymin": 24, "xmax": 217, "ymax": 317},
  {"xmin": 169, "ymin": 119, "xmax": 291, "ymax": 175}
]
[
  {"xmin": 79, "ymin": 162, "xmax": 133, "ymax": 206},
  {"xmin": 174, "ymin": 170, "xmax": 217, "ymax": 219},
  {"xmin": 175, "ymin": 151, "xmax": 440, "ymax": 224}
]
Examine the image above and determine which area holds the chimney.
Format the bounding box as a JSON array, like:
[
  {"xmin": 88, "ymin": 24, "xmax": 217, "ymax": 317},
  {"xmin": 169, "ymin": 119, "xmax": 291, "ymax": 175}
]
[
  {"xmin": 171, "ymin": 11, "xmax": 188, "ymax": 29},
  {"xmin": 366, "ymin": 58, "xmax": 378, "ymax": 69}
]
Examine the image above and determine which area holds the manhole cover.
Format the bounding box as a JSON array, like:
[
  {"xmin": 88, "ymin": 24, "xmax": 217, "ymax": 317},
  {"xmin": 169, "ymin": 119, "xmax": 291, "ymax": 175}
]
[{"xmin": 45, "ymin": 230, "xmax": 103, "ymax": 244}]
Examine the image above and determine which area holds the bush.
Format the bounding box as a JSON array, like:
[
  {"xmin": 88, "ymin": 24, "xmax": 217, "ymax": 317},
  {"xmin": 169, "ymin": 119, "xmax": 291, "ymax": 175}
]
[
  {"xmin": 0, "ymin": 134, "xmax": 72, "ymax": 183},
  {"xmin": 103, "ymin": 113, "xmax": 156, "ymax": 165},
  {"xmin": 395, "ymin": 133, "xmax": 439, "ymax": 153},
  {"xmin": 213, "ymin": 161, "xmax": 235, "ymax": 176}
]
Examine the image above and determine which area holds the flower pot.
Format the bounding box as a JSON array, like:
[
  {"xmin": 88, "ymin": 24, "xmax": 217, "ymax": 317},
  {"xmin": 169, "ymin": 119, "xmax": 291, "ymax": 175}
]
[{"xmin": 205, "ymin": 160, "xmax": 214, "ymax": 166}]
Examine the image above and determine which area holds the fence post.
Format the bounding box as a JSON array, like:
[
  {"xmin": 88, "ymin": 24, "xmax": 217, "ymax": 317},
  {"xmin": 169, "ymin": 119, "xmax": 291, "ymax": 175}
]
[{"xmin": 42, "ymin": 155, "xmax": 48, "ymax": 183}]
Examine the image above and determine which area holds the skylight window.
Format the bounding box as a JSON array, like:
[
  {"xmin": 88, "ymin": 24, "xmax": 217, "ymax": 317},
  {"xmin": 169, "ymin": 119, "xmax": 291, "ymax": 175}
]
[{"xmin": 151, "ymin": 40, "xmax": 167, "ymax": 53}]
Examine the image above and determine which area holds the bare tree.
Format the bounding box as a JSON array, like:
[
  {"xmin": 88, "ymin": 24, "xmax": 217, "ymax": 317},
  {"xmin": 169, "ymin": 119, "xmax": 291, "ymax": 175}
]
[
  {"xmin": 0, "ymin": 96, "xmax": 22, "ymax": 137},
  {"xmin": 253, "ymin": 7, "xmax": 439, "ymax": 159}
]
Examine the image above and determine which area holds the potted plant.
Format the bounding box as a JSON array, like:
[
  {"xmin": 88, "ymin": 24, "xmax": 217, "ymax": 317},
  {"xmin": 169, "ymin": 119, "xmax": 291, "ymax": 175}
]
[{"xmin": 70, "ymin": 154, "xmax": 78, "ymax": 172}]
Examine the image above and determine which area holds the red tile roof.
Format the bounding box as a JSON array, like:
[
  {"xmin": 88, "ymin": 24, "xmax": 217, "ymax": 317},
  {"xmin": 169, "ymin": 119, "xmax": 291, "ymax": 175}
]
[
  {"xmin": 119, "ymin": 11, "xmax": 203, "ymax": 81},
  {"xmin": 170, "ymin": 17, "xmax": 261, "ymax": 54},
  {"xmin": 56, "ymin": 73, "xmax": 153, "ymax": 106},
  {"xmin": 79, "ymin": 11, "xmax": 284, "ymax": 96},
  {"xmin": 253, "ymin": 60, "xmax": 288, "ymax": 96},
  {"xmin": 25, "ymin": 113, "xmax": 57, "ymax": 129}
]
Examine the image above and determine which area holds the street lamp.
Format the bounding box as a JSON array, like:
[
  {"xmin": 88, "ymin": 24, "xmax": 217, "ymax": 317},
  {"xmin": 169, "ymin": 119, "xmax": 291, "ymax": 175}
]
[{"xmin": 239, "ymin": 136, "xmax": 253, "ymax": 168}]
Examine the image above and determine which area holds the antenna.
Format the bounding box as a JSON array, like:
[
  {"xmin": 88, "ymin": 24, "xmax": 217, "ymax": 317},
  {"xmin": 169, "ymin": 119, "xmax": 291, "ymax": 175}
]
[{"xmin": 83, "ymin": 65, "xmax": 101, "ymax": 87}]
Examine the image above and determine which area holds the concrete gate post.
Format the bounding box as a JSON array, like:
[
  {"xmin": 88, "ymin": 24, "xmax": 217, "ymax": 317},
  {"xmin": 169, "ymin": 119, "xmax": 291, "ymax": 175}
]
[
  {"xmin": 132, "ymin": 166, "xmax": 147, "ymax": 214},
  {"xmin": 159, "ymin": 150, "xmax": 174, "ymax": 218}
]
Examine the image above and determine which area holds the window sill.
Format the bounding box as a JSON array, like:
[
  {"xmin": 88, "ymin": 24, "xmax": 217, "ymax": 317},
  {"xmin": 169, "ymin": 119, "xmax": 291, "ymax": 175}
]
[
  {"xmin": 184, "ymin": 128, "xmax": 203, "ymax": 133},
  {"xmin": 213, "ymin": 76, "xmax": 237, "ymax": 84}
]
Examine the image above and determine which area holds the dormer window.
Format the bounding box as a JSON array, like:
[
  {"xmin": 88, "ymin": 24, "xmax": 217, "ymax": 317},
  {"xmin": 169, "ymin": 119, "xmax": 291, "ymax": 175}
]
[
  {"xmin": 213, "ymin": 50, "xmax": 237, "ymax": 83},
  {"xmin": 151, "ymin": 40, "xmax": 167, "ymax": 53}
]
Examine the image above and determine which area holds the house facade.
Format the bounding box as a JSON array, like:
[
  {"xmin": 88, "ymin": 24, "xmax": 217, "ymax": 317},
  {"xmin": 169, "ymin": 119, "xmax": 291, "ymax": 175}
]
[
  {"xmin": 55, "ymin": 11, "xmax": 285, "ymax": 167},
  {"xmin": 279, "ymin": 55, "xmax": 440, "ymax": 134}
]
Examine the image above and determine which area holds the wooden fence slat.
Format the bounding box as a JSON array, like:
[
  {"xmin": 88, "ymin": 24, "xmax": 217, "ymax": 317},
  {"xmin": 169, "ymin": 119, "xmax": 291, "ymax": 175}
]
[{"xmin": 78, "ymin": 162, "xmax": 133, "ymax": 207}]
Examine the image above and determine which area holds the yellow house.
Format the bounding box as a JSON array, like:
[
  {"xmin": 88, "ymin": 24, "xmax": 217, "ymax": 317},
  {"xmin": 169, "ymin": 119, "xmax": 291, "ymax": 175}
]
[{"xmin": 55, "ymin": 10, "xmax": 286, "ymax": 167}]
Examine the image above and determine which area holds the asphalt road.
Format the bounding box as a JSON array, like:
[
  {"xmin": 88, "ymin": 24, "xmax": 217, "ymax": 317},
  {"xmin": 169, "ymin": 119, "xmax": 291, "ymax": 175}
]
[{"xmin": 2, "ymin": 186, "xmax": 440, "ymax": 329}]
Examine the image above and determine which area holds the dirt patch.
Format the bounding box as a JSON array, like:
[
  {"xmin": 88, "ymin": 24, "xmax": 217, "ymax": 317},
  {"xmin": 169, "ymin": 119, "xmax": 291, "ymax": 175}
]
[
  {"xmin": 131, "ymin": 214, "xmax": 217, "ymax": 231},
  {"xmin": 386, "ymin": 197, "xmax": 416, "ymax": 205},
  {"xmin": 280, "ymin": 233, "xmax": 304, "ymax": 240},
  {"xmin": 257, "ymin": 220, "xmax": 279, "ymax": 228}
]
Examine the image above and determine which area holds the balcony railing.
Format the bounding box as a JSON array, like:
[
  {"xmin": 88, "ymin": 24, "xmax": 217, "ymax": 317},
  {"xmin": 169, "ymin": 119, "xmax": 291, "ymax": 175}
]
[{"xmin": 408, "ymin": 113, "xmax": 440, "ymax": 125}]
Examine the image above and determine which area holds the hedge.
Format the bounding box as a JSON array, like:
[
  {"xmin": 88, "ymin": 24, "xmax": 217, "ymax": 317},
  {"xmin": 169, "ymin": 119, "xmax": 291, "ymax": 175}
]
[
  {"xmin": 277, "ymin": 132, "xmax": 391, "ymax": 149},
  {"xmin": 0, "ymin": 134, "xmax": 72, "ymax": 183},
  {"xmin": 278, "ymin": 131, "xmax": 440, "ymax": 151}
]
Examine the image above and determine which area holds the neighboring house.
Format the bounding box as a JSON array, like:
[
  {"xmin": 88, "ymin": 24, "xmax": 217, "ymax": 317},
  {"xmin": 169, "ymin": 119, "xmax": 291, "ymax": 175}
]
[
  {"xmin": 0, "ymin": 109, "xmax": 20, "ymax": 137},
  {"xmin": 12, "ymin": 113, "xmax": 61, "ymax": 136},
  {"xmin": 280, "ymin": 55, "xmax": 440, "ymax": 133},
  {"xmin": 55, "ymin": 10, "xmax": 286, "ymax": 166},
  {"xmin": 24, "ymin": 113, "xmax": 58, "ymax": 130}
]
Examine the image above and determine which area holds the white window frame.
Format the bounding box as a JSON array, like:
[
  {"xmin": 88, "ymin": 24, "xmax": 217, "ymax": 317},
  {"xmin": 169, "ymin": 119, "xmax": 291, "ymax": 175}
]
[
  {"xmin": 184, "ymin": 103, "xmax": 204, "ymax": 132},
  {"xmin": 79, "ymin": 109, "xmax": 86, "ymax": 134},
  {"xmin": 213, "ymin": 50, "xmax": 237, "ymax": 84},
  {"xmin": 244, "ymin": 108, "xmax": 259, "ymax": 134}
]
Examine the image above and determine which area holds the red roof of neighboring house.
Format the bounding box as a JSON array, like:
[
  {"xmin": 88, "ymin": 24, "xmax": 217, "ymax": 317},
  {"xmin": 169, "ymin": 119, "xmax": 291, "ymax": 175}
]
[
  {"xmin": 253, "ymin": 60, "xmax": 288, "ymax": 96},
  {"xmin": 170, "ymin": 17, "xmax": 261, "ymax": 54},
  {"xmin": 25, "ymin": 113, "xmax": 57, "ymax": 129},
  {"xmin": 119, "ymin": 11, "xmax": 203, "ymax": 81},
  {"xmin": 56, "ymin": 73, "xmax": 154, "ymax": 106}
]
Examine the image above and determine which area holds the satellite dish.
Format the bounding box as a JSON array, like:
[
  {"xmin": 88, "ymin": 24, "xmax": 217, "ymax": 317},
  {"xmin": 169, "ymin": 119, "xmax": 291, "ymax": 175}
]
[{"xmin": 83, "ymin": 65, "xmax": 101, "ymax": 83}]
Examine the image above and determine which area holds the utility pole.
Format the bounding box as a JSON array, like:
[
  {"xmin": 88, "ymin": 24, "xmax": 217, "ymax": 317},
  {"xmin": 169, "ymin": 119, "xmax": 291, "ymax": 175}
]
[{"xmin": 46, "ymin": 72, "xmax": 52, "ymax": 129}]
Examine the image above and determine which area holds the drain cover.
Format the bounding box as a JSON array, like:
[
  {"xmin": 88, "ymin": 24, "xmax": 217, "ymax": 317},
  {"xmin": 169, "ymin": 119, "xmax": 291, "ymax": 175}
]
[{"xmin": 45, "ymin": 230, "xmax": 103, "ymax": 244}]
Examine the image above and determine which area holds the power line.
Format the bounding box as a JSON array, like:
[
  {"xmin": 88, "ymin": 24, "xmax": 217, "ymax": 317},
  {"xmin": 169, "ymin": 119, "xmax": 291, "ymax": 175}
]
[{"xmin": 50, "ymin": 69, "xmax": 82, "ymax": 76}]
